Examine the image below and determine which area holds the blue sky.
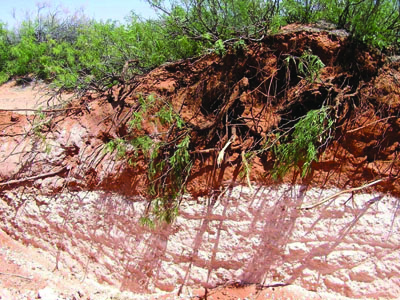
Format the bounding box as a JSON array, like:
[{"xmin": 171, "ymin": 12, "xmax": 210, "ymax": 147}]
[{"xmin": 0, "ymin": 0, "xmax": 158, "ymax": 28}]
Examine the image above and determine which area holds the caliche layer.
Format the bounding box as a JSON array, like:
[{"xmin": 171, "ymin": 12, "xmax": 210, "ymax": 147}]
[{"xmin": 0, "ymin": 184, "xmax": 399, "ymax": 298}]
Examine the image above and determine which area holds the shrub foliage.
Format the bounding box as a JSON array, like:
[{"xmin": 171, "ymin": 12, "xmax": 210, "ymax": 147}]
[
  {"xmin": 0, "ymin": 1, "xmax": 399, "ymax": 87},
  {"xmin": 273, "ymin": 106, "xmax": 334, "ymax": 179}
]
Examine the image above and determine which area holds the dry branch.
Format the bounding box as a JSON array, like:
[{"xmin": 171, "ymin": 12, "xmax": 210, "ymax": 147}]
[
  {"xmin": 0, "ymin": 167, "xmax": 67, "ymax": 187},
  {"xmin": 299, "ymin": 178, "xmax": 384, "ymax": 210},
  {"xmin": 0, "ymin": 272, "xmax": 32, "ymax": 280},
  {"xmin": 190, "ymin": 148, "xmax": 217, "ymax": 154},
  {"xmin": 0, "ymin": 107, "xmax": 81, "ymax": 113},
  {"xmin": 347, "ymin": 116, "xmax": 396, "ymax": 133}
]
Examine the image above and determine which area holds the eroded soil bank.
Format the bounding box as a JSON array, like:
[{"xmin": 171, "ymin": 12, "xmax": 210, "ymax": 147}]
[
  {"xmin": 0, "ymin": 24, "xmax": 399, "ymax": 198},
  {"xmin": 0, "ymin": 24, "xmax": 400, "ymax": 298}
]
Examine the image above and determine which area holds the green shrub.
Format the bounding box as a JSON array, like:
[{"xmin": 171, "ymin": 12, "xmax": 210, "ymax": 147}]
[
  {"xmin": 272, "ymin": 106, "xmax": 334, "ymax": 179},
  {"xmin": 0, "ymin": 23, "xmax": 10, "ymax": 82},
  {"xmin": 285, "ymin": 50, "xmax": 325, "ymax": 83},
  {"xmin": 280, "ymin": 0, "xmax": 323, "ymax": 24},
  {"xmin": 6, "ymin": 24, "xmax": 46, "ymax": 77},
  {"xmin": 338, "ymin": 0, "xmax": 400, "ymax": 48},
  {"xmin": 280, "ymin": 0, "xmax": 400, "ymax": 48},
  {"xmin": 1, "ymin": 0, "xmax": 398, "ymax": 91},
  {"xmin": 104, "ymin": 138, "xmax": 128, "ymax": 159},
  {"xmin": 147, "ymin": 0, "xmax": 279, "ymax": 42},
  {"xmin": 214, "ymin": 39, "xmax": 227, "ymax": 56},
  {"xmin": 104, "ymin": 95, "xmax": 193, "ymax": 224}
]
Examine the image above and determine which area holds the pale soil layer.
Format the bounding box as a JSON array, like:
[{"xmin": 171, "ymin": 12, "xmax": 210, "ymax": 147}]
[{"xmin": 0, "ymin": 80, "xmax": 72, "ymax": 113}]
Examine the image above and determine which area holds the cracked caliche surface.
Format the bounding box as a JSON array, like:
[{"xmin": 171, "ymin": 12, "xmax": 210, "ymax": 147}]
[
  {"xmin": 0, "ymin": 185, "xmax": 399, "ymax": 299},
  {"xmin": 0, "ymin": 228, "xmax": 156, "ymax": 300}
]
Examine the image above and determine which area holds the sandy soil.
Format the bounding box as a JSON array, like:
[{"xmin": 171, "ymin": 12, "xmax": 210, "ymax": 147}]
[{"xmin": 0, "ymin": 80, "xmax": 73, "ymax": 114}]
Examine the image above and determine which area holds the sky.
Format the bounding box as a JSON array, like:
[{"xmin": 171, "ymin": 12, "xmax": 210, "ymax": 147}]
[{"xmin": 0, "ymin": 0, "xmax": 159, "ymax": 28}]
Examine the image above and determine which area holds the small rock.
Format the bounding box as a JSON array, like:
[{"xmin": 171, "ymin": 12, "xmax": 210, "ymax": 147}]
[{"xmin": 38, "ymin": 287, "xmax": 58, "ymax": 300}]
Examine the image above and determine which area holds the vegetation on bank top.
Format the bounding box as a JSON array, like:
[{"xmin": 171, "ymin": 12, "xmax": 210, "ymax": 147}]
[{"xmin": 0, "ymin": 0, "xmax": 399, "ymax": 92}]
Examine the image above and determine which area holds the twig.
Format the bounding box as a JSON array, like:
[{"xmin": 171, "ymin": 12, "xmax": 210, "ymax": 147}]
[
  {"xmin": 0, "ymin": 107, "xmax": 81, "ymax": 113},
  {"xmin": 298, "ymin": 178, "xmax": 384, "ymax": 210},
  {"xmin": 0, "ymin": 167, "xmax": 67, "ymax": 187},
  {"xmin": 241, "ymin": 151, "xmax": 254, "ymax": 192},
  {"xmin": 190, "ymin": 148, "xmax": 217, "ymax": 154},
  {"xmin": 0, "ymin": 272, "xmax": 32, "ymax": 280},
  {"xmin": 217, "ymin": 135, "xmax": 235, "ymax": 167},
  {"xmin": 347, "ymin": 116, "xmax": 396, "ymax": 133}
]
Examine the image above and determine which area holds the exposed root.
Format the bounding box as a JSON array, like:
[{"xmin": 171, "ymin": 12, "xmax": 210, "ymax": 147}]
[
  {"xmin": 299, "ymin": 178, "xmax": 386, "ymax": 210},
  {"xmin": 0, "ymin": 167, "xmax": 67, "ymax": 187}
]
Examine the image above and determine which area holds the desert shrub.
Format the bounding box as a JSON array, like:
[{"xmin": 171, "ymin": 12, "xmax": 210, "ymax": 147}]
[
  {"xmin": 280, "ymin": 0, "xmax": 400, "ymax": 48},
  {"xmin": 0, "ymin": 23, "xmax": 11, "ymax": 83},
  {"xmin": 105, "ymin": 94, "xmax": 192, "ymax": 224},
  {"xmin": 337, "ymin": 0, "xmax": 400, "ymax": 48},
  {"xmin": 148, "ymin": 0, "xmax": 400, "ymax": 50},
  {"xmin": 1, "ymin": 0, "xmax": 398, "ymax": 90},
  {"xmin": 6, "ymin": 24, "xmax": 49, "ymax": 77},
  {"xmin": 280, "ymin": 0, "xmax": 324, "ymax": 24},
  {"xmin": 147, "ymin": 0, "xmax": 280, "ymax": 43},
  {"xmin": 33, "ymin": 6, "xmax": 90, "ymax": 43},
  {"xmin": 44, "ymin": 14, "xmax": 202, "ymax": 92},
  {"xmin": 0, "ymin": 5, "xmax": 89, "ymax": 85},
  {"xmin": 127, "ymin": 14, "xmax": 202, "ymax": 66},
  {"xmin": 285, "ymin": 50, "xmax": 325, "ymax": 83}
]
